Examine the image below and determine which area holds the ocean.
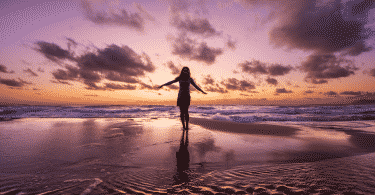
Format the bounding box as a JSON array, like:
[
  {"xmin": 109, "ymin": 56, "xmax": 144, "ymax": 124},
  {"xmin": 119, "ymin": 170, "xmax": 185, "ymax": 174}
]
[{"xmin": 1, "ymin": 104, "xmax": 375, "ymax": 122}]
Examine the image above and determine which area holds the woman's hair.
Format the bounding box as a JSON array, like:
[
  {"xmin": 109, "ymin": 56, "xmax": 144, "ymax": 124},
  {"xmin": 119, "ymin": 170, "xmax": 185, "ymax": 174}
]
[{"xmin": 177, "ymin": 66, "xmax": 190, "ymax": 80}]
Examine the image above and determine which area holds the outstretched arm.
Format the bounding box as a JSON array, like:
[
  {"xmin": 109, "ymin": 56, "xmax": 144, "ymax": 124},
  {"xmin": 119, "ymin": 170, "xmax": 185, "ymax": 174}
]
[
  {"xmin": 158, "ymin": 78, "xmax": 178, "ymax": 89},
  {"xmin": 191, "ymin": 79, "xmax": 207, "ymax": 94}
]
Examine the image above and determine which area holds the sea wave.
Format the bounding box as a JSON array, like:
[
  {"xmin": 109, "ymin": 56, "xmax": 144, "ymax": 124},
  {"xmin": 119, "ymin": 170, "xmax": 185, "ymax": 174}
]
[{"xmin": 1, "ymin": 104, "xmax": 375, "ymax": 123}]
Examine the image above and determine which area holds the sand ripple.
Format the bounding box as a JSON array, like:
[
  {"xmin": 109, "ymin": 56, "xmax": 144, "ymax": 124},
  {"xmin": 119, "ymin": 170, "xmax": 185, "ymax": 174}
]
[{"xmin": 2, "ymin": 153, "xmax": 373, "ymax": 194}]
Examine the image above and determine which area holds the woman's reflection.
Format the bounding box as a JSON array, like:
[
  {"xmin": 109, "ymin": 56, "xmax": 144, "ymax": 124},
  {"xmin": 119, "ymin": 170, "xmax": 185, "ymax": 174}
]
[{"xmin": 174, "ymin": 129, "xmax": 190, "ymax": 184}]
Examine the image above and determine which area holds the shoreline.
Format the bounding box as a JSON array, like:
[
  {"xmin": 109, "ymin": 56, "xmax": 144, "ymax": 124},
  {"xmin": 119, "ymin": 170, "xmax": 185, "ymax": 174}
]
[
  {"xmin": 189, "ymin": 117, "xmax": 299, "ymax": 136},
  {"xmin": 1, "ymin": 117, "xmax": 299, "ymax": 136}
]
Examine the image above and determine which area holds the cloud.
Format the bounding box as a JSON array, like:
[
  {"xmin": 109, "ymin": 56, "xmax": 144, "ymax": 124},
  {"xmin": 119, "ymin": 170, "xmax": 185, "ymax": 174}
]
[
  {"xmin": 84, "ymin": 94, "xmax": 98, "ymax": 97},
  {"xmin": 243, "ymin": 0, "xmax": 374, "ymax": 84},
  {"xmin": 105, "ymin": 72, "xmax": 139, "ymax": 83},
  {"xmin": 324, "ymin": 91, "xmax": 338, "ymax": 96},
  {"xmin": 169, "ymin": 0, "xmax": 219, "ymax": 37},
  {"xmin": 203, "ymin": 74, "xmax": 215, "ymax": 85},
  {"xmin": 239, "ymin": 60, "xmax": 267, "ymax": 75},
  {"xmin": 221, "ymin": 78, "xmax": 255, "ymax": 91},
  {"xmin": 342, "ymin": 41, "xmax": 372, "ymax": 56},
  {"xmin": 23, "ymin": 68, "xmax": 38, "ymax": 77},
  {"xmin": 349, "ymin": 92, "xmax": 375, "ymax": 105},
  {"xmin": 194, "ymin": 42, "xmax": 223, "ymax": 64},
  {"xmin": 172, "ymin": 16, "xmax": 221, "ymax": 37},
  {"xmin": 171, "ymin": 33, "xmax": 223, "ymax": 65},
  {"xmin": 81, "ymin": 72, "xmax": 103, "ymax": 90},
  {"xmin": 0, "ymin": 64, "xmax": 14, "ymax": 73},
  {"xmin": 37, "ymin": 67, "xmax": 45, "ymax": 72},
  {"xmin": 340, "ymin": 91, "xmax": 362, "ymax": 96},
  {"xmin": 238, "ymin": 60, "xmax": 293, "ymax": 77},
  {"xmin": 275, "ymin": 88, "xmax": 293, "ymax": 94},
  {"xmin": 139, "ymin": 82, "xmax": 159, "ymax": 90},
  {"xmin": 268, "ymin": 64, "xmax": 293, "ymax": 76},
  {"xmin": 259, "ymin": 0, "xmax": 375, "ymax": 56},
  {"xmin": 352, "ymin": 92, "xmax": 375, "ymax": 99},
  {"xmin": 266, "ymin": 77, "xmax": 278, "ymax": 85},
  {"xmin": 205, "ymin": 84, "xmax": 228, "ymax": 93},
  {"xmin": 51, "ymin": 80, "xmax": 72, "ymax": 85},
  {"xmin": 166, "ymin": 61, "xmax": 180, "ymax": 75},
  {"xmin": 80, "ymin": 0, "xmax": 152, "ymax": 31},
  {"xmin": 226, "ymin": 36, "xmax": 236, "ymax": 50},
  {"xmin": 370, "ymin": 68, "xmax": 375, "ymax": 77},
  {"xmin": 66, "ymin": 38, "xmax": 78, "ymax": 51},
  {"xmin": 202, "ymin": 75, "xmax": 227, "ymax": 93},
  {"xmin": 78, "ymin": 44, "xmax": 154, "ymax": 89},
  {"xmin": 35, "ymin": 41, "xmax": 73, "ymax": 62},
  {"xmin": 167, "ymin": 84, "xmax": 179, "ymax": 90},
  {"xmin": 304, "ymin": 90, "xmax": 314, "ymax": 94},
  {"xmin": 0, "ymin": 77, "xmax": 29, "ymax": 87},
  {"xmin": 36, "ymin": 41, "xmax": 156, "ymax": 90},
  {"xmin": 52, "ymin": 65, "xmax": 79, "ymax": 81},
  {"xmin": 300, "ymin": 54, "xmax": 357, "ymax": 84},
  {"xmin": 104, "ymin": 83, "xmax": 137, "ymax": 90}
]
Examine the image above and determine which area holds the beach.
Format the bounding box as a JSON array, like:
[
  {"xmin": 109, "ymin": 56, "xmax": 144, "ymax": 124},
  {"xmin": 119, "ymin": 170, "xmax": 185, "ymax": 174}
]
[{"xmin": 1, "ymin": 117, "xmax": 375, "ymax": 194}]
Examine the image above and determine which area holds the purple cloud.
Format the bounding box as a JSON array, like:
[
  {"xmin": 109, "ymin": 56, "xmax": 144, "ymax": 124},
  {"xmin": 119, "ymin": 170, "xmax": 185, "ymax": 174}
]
[
  {"xmin": 340, "ymin": 91, "xmax": 362, "ymax": 96},
  {"xmin": 304, "ymin": 90, "xmax": 314, "ymax": 94},
  {"xmin": 203, "ymin": 74, "xmax": 215, "ymax": 85},
  {"xmin": 205, "ymin": 84, "xmax": 228, "ymax": 94},
  {"xmin": 80, "ymin": 0, "xmax": 153, "ymax": 31},
  {"xmin": 300, "ymin": 54, "xmax": 357, "ymax": 84},
  {"xmin": 35, "ymin": 41, "xmax": 73, "ymax": 62},
  {"xmin": 275, "ymin": 88, "xmax": 293, "ymax": 94},
  {"xmin": 36, "ymin": 41, "xmax": 156, "ymax": 90},
  {"xmin": 23, "ymin": 68, "xmax": 38, "ymax": 77},
  {"xmin": 370, "ymin": 68, "xmax": 375, "ymax": 77},
  {"xmin": 171, "ymin": 33, "xmax": 223, "ymax": 65},
  {"xmin": 324, "ymin": 91, "xmax": 338, "ymax": 96},
  {"xmin": 0, "ymin": 64, "xmax": 14, "ymax": 73},
  {"xmin": 221, "ymin": 78, "xmax": 256, "ymax": 91},
  {"xmin": 239, "ymin": 60, "xmax": 293, "ymax": 77},
  {"xmin": 261, "ymin": 0, "xmax": 375, "ymax": 56},
  {"xmin": 266, "ymin": 77, "xmax": 278, "ymax": 86},
  {"xmin": 0, "ymin": 77, "xmax": 30, "ymax": 87},
  {"xmin": 166, "ymin": 61, "xmax": 180, "ymax": 75},
  {"xmin": 172, "ymin": 16, "xmax": 221, "ymax": 37}
]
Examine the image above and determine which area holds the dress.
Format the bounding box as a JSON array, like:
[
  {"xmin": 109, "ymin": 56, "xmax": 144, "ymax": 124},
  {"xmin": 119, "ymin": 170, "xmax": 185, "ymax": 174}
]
[{"xmin": 177, "ymin": 78, "xmax": 192, "ymax": 107}]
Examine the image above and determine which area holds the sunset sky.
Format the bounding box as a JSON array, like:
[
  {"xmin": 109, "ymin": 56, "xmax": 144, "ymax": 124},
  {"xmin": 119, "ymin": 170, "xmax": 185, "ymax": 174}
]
[{"xmin": 1, "ymin": 0, "xmax": 375, "ymax": 106}]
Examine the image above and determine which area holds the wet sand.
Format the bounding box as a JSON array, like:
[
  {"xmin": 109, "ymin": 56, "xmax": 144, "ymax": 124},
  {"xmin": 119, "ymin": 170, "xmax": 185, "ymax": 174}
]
[
  {"xmin": 1, "ymin": 118, "xmax": 375, "ymax": 194},
  {"xmin": 190, "ymin": 117, "xmax": 298, "ymax": 136}
]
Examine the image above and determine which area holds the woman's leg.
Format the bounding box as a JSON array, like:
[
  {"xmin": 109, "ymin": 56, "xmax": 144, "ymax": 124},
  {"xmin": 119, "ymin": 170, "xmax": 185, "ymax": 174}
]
[
  {"xmin": 185, "ymin": 106, "xmax": 189, "ymax": 130},
  {"xmin": 179, "ymin": 105, "xmax": 189, "ymax": 130},
  {"xmin": 179, "ymin": 106, "xmax": 186, "ymax": 129}
]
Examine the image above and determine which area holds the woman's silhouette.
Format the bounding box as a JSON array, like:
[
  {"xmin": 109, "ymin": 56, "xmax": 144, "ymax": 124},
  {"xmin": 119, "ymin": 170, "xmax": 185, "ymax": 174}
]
[{"xmin": 159, "ymin": 67, "xmax": 207, "ymax": 130}]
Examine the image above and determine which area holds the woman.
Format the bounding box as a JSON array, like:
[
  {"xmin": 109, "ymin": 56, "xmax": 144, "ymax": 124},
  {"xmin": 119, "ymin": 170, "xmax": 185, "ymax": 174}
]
[{"xmin": 159, "ymin": 67, "xmax": 207, "ymax": 130}]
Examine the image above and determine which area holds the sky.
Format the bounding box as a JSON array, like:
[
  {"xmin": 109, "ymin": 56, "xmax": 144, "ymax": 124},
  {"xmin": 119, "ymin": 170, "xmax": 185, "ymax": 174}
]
[{"xmin": 0, "ymin": 0, "xmax": 375, "ymax": 106}]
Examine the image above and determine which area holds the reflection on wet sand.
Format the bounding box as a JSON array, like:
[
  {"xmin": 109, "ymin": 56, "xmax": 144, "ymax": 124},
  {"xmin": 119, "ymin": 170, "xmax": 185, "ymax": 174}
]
[{"xmin": 174, "ymin": 129, "xmax": 190, "ymax": 184}]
